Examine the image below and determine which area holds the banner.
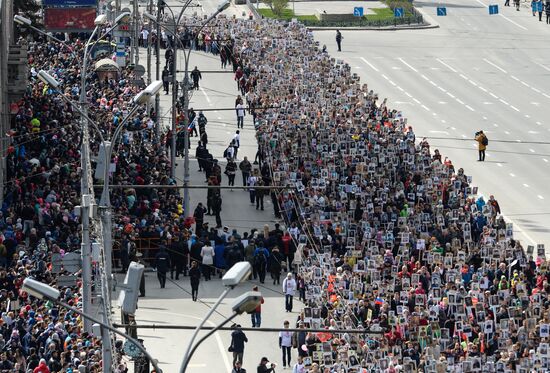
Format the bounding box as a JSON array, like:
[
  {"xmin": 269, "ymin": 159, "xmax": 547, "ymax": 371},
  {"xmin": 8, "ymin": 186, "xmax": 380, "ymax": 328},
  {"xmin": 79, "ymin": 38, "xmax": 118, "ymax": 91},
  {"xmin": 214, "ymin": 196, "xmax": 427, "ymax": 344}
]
[
  {"xmin": 42, "ymin": 0, "xmax": 97, "ymax": 7},
  {"xmin": 44, "ymin": 8, "xmax": 96, "ymax": 31}
]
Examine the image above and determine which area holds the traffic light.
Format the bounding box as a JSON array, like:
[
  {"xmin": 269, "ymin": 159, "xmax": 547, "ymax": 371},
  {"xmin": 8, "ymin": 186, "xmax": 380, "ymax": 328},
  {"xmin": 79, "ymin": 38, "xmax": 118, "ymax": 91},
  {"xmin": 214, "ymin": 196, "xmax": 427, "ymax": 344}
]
[{"xmin": 118, "ymin": 261, "xmax": 144, "ymax": 314}]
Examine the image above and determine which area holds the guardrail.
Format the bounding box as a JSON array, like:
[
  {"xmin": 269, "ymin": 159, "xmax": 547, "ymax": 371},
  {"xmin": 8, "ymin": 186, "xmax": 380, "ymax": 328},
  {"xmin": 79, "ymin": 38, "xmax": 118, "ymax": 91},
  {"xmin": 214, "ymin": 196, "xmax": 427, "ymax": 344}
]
[{"xmin": 300, "ymin": 14, "xmax": 424, "ymax": 28}]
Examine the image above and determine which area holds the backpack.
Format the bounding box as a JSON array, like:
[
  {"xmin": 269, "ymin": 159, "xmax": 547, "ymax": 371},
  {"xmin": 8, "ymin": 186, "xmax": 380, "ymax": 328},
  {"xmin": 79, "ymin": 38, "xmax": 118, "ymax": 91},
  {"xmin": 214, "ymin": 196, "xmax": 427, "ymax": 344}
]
[
  {"xmin": 482, "ymin": 135, "xmax": 488, "ymax": 146},
  {"xmin": 223, "ymin": 147, "xmax": 229, "ymax": 158}
]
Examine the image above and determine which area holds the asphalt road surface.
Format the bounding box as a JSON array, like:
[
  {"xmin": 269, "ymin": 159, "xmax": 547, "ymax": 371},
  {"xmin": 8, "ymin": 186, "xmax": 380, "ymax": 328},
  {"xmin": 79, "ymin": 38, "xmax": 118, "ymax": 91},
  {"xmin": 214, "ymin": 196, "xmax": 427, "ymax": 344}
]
[{"xmin": 315, "ymin": 0, "xmax": 550, "ymax": 251}]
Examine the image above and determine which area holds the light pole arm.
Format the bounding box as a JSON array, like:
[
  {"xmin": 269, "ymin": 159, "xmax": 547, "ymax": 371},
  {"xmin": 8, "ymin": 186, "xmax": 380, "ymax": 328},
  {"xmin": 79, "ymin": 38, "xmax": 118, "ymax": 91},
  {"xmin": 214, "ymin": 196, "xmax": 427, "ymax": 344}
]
[
  {"xmin": 56, "ymin": 93, "xmax": 105, "ymax": 143},
  {"xmin": 178, "ymin": 287, "xmax": 232, "ymax": 373},
  {"xmin": 53, "ymin": 298, "xmax": 163, "ymax": 373},
  {"xmin": 100, "ymin": 104, "xmax": 142, "ymax": 205},
  {"xmin": 27, "ymin": 24, "xmax": 73, "ymax": 51},
  {"xmin": 181, "ymin": 313, "xmax": 238, "ymax": 373},
  {"xmin": 79, "ymin": 25, "xmax": 100, "ymax": 105}
]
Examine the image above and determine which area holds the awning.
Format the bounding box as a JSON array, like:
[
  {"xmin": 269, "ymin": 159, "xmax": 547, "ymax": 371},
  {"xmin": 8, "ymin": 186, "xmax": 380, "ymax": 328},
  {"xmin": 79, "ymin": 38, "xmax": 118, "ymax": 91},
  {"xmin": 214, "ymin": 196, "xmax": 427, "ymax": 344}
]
[{"xmin": 94, "ymin": 58, "xmax": 120, "ymax": 72}]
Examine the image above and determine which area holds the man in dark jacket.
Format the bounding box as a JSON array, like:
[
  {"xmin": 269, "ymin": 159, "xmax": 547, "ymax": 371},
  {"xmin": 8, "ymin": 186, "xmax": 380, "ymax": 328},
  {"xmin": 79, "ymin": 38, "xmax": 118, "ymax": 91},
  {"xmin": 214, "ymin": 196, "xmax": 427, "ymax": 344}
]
[
  {"xmin": 155, "ymin": 245, "xmax": 171, "ymax": 288},
  {"xmin": 194, "ymin": 203, "xmax": 207, "ymax": 236},
  {"xmin": 230, "ymin": 325, "xmax": 248, "ymax": 365},
  {"xmin": 191, "ymin": 66, "xmax": 202, "ymax": 90},
  {"xmin": 162, "ymin": 66, "xmax": 170, "ymax": 94},
  {"xmin": 239, "ymin": 156, "xmax": 252, "ymax": 187}
]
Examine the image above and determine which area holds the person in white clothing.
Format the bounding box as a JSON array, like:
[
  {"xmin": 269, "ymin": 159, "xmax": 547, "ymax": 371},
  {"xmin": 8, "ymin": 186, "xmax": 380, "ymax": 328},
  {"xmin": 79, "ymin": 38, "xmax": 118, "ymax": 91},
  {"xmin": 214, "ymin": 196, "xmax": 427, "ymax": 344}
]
[
  {"xmin": 200, "ymin": 243, "xmax": 215, "ymax": 281},
  {"xmin": 282, "ymin": 273, "xmax": 296, "ymax": 312},
  {"xmin": 292, "ymin": 356, "xmax": 305, "ymax": 373},
  {"xmin": 279, "ymin": 320, "xmax": 293, "ymax": 368},
  {"xmin": 236, "ymin": 103, "xmax": 245, "ymax": 128}
]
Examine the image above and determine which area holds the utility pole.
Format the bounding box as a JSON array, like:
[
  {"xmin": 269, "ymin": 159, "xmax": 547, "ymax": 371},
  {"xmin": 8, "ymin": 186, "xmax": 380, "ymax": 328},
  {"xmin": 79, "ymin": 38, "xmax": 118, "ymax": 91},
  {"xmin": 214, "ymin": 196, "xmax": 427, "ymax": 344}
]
[
  {"xmin": 132, "ymin": 0, "xmax": 140, "ymax": 65},
  {"xmin": 147, "ymin": 0, "xmax": 153, "ymax": 85},
  {"xmin": 155, "ymin": 0, "xmax": 161, "ymax": 140}
]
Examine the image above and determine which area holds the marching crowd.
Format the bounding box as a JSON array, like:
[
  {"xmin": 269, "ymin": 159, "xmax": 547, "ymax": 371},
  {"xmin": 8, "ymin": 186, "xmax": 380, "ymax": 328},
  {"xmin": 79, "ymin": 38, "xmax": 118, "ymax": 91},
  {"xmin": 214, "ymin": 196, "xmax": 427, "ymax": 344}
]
[{"xmin": 222, "ymin": 15, "xmax": 550, "ymax": 373}]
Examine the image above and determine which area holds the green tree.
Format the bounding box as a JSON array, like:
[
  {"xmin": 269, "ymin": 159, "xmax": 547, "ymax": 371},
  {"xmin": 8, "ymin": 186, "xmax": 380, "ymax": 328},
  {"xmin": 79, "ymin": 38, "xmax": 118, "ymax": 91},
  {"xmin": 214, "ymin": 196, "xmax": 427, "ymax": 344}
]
[{"xmin": 265, "ymin": 0, "xmax": 289, "ymax": 17}]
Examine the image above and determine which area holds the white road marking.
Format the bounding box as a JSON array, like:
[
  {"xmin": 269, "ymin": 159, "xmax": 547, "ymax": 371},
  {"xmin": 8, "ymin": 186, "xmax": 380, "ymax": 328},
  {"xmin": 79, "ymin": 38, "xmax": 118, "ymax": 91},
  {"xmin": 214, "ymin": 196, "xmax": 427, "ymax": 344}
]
[
  {"xmin": 398, "ymin": 57, "xmax": 418, "ymax": 72},
  {"xmin": 504, "ymin": 131, "xmax": 510, "ymax": 135},
  {"xmin": 528, "ymin": 131, "xmax": 539, "ymax": 134},
  {"xmin": 421, "ymin": 74, "xmax": 430, "ymax": 81},
  {"xmin": 413, "ymin": 98, "xmax": 421, "ymax": 104},
  {"xmin": 525, "ymin": 114, "xmax": 530, "ymax": 118},
  {"xmin": 538, "ymin": 195, "xmax": 545, "ymax": 200},
  {"xmin": 456, "ymin": 98, "xmax": 464, "ymax": 104},
  {"xmin": 459, "ymin": 74, "xmax": 468, "ymax": 80},
  {"xmin": 382, "ymin": 74, "xmax": 389, "ymax": 80},
  {"xmin": 450, "ymin": 126, "xmax": 456, "ymax": 130},
  {"xmin": 543, "ymin": 158, "xmax": 549, "ymax": 163},
  {"xmin": 438, "ymin": 101, "xmax": 447, "ymax": 104},
  {"xmin": 360, "ymin": 57, "xmax": 379, "ymax": 72},
  {"xmin": 391, "ymin": 66, "xmax": 401, "ymax": 70},
  {"xmin": 429, "ymin": 81, "xmax": 437, "ymax": 87},
  {"xmin": 532, "ymin": 87, "xmax": 541, "ymax": 93},
  {"xmin": 388, "ymin": 80, "xmax": 397, "ymax": 86},
  {"xmin": 493, "ymin": 123, "xmax": 499, "ymax": 127},
  {"xmin": 535, "ymin": 62, "xmax": 550, "ymax": 72},
  {"xmin": 447, "ymin": 92, "xmax": 455, "ymax": 99},
  {"xmin": 200, "ymin": 87, "xmax": 211, "ymax": 104},
  {"xmin": 483, "ymin": 58, "xmax": 508, "ymax": 73},
  {"xmin": 543, "ymin": 93, "xmax": 550, "ymax": 99},
  {"xmin": 510, "ymin": 173, "xmax": 516, "ymax": 177},
  {"xmin": 465, "ymin": 105, "xmax": 475, "ymax": 111},
  {"xmin": 397, "ymin": 86, "xmax": 405, "ymax": 92},
  {"xmin": 536, "ymin": 121, "xmax": 542, "ymax": 125},
  {"xmin": 405, "ymin": 92, "xmax": 413, "ymax": 97},
  {"xmin": 437, "ymin": 86, "xmax": 447, "ymax": 92},
  {"xmin": 217, "ymin": 116, "xmax": 222, "ymax": 120},
  {"xmin": 429, "ymin": 130, "xmax": 449, "ymax": 134},
  {"xmin": 499, "ymin": 99, "xmax": 509, "ymax": 105},
  {"xmin": 499, "ymin": 13, "xmax": 529, "ymax": 30},
  {"xmin": 421, "ymin": 105, "xmax": 430, "ymax": 111},
  {"xmin": 483, "ymin": 102, "xmax": 493, "ymax": 105},
  {"xmin": 523, "ymin": 183, "xmax": 529, "ymax": 187},
  {"xmin": 436, "ymin": 58, "xmax": 458, "ymax": 73},
  {"xmin": 489, "ymin": 92, "xmax": 499, "ymax": 99},
  {"xmin": 531, "ymin": 102, "xmax": 540, "ymax": 106},
  {"xmin": 509, "ymin": 105, "xmax": 520, "ymax": 112},
  {"xmin": 461, "ymin": 134, "xmax": 467, "ymax": 138},
  {"xmin": 479, "ymin": 86, "xmax": 488, "ymax": 92},
  {"xmin": 441, "ymin": 120, "xmax": 447, "ymax": 123},
  {"xmin": 497, "ymin": 163, "xmax": 503, "ymax": 167},
  {"xmin": 529, "ymin": 149, "xmax": 535, "ymax": 153}
]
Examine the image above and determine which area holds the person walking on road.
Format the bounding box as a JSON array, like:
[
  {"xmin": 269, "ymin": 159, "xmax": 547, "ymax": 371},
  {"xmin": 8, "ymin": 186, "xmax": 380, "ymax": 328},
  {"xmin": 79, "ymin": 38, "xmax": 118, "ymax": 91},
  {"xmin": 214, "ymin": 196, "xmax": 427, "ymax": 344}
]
[
  {"xmin": 193, "ymin": 202, "xmax": 206, "ymax": 236},
  {"xmin": 236, "ymin": 102, "xmax": 246, "ymax": 129},
  {"xmin": 335, "ymin": 30, "xmax": 343, "ymax": 52},
  {"xmin": 162, "ymin": 66, "xmax": 170, "ymax": 94},
  {"xmin": 239, "ymin": 156, "xmax": 252, "ymax": 187},
  {"xmin": 255, "ymin": 178, "xmax": 265, "ymax": 211},
  {"xmin": 248, "ymin": 170, "xmax": 259, "ymax": 205},
  {"xmin": 505, "ymin": 0, "xmax": 510, "ymax": 6},
  {"xmin": 189, "ymin": 260, "xmax": 201, "ymax": 301},
  {"xmin": 250, "ymin": 285, "xmax": 264, "ymax": 327},
  {"xmin": 230, "ymin": 325, "xmax": 248, "ymax": 365},
  {"xmin": 232, "ymin": 361, "xmax": 247, "ymax": 373},
  {"xmin": 200, "ymin": 241, "xmax": 215, "ymax": 281},
  {"xmin": 233, "ymin": 130, "xmax": 241, "ymax": 159},
  {"xmin": 226, "ymin": 158, "xmax": 237, "ymax": 188},
  {"xmin": 212, "ymin": 190, "xmax": 223, "ymax": 228},
  {"xmin": 546, "ymin": 1, "xmax": 550, "ymax": 23},
  {"xmin": 257, "ymin": 357, "xmax": 276, "ymax": 373},
  {"xmin": 475, "ymin": 130, "xmax": 488, "ymax": 162},
  {"xmin": 536, "ymin": 0, "xmax": 544, "ymax": 20},
  {"xmin": 154, "ymin": 244, "xmax": 171, "ymax": 288},
  {"xmin": 292, "ymin": 356, "xmax": 305, "ymax": 373},
  {"xmin": 279, "ymin": 320, "xmax": 293, "ymax": 368},
  {"xmin": 283, "ymin": 273, "xmax": 296, "ymax": 312},
  {"xmin": 191, "ymin": 66, "xmax": 202, "ymax": 90},
  {"xmin": 254, "ymin": 245, "xmax": 269, "ymax": 284}
]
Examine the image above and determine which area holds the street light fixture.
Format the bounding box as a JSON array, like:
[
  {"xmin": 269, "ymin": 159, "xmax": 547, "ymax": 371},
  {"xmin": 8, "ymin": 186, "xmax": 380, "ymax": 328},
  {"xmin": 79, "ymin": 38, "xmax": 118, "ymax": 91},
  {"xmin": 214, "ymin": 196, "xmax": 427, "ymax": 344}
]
[
  {"xmin": 94, "ymin": 14, "xmax": 108, "ymax": 25},
  {"xmin": 181, "ymin": 291, "xmax": 262, "ymax": 372},
  {"xmin": 22, "ymin": 278, "xmax": 163, "ymax": 373},
  {"xmin": 179, "ymin": 261, "xmax": 251, "ymax": 373}
]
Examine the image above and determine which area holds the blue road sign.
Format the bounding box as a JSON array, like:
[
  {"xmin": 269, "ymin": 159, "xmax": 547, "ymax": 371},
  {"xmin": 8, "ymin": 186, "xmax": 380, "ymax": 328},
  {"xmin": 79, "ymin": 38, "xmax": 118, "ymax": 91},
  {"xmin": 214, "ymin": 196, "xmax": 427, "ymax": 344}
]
[
  {"xmin": 394, "ymin": 7, "xmax": 404, "ymax": 17},
  {"xmin": 489, "ymin": 4, "xmax": 499, "ymax": 14},
  {"xmin": 353, "ymin": 7, "xmax": 364, "ymax": 17},
  {"xmin": 437, "ymin": 7, "xmax": 447, "ymax": 16}
]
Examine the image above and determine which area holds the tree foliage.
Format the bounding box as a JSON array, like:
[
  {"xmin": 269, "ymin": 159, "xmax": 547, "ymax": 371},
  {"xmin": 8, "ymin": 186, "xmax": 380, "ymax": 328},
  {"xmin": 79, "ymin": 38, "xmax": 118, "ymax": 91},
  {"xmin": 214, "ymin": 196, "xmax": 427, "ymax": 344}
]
[{"xmin": 265, "ymin": 0, "xmax": 289, "ymax": 17}]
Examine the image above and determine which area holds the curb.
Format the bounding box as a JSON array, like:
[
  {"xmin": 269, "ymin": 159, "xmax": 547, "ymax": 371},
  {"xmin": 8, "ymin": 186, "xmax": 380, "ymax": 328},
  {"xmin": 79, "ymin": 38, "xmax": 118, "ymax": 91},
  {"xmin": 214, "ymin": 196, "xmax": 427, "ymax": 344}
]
[{"xmin": 308, "ymin": 23, "xmax": 439, "ymax": 30}]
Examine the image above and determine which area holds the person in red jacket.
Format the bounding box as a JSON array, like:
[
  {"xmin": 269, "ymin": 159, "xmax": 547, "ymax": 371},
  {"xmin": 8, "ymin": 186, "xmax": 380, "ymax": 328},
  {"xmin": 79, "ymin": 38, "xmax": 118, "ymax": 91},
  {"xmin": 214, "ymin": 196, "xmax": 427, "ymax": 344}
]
[
  {"xmin": 33, "ymin": 359, "xmax": 50, "ymax": 373},
  {"xmin": 251, "ymin": 285, "xmax": 264, "ymax": 327}
]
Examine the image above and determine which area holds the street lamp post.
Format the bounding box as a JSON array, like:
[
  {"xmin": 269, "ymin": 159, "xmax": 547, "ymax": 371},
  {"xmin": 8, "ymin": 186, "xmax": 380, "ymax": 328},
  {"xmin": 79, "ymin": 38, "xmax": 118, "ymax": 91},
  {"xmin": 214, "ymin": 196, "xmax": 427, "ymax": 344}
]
[
  {"xmin": 22, "ymin": 278, "xmax": 163, "ymax": 373},
  {"xmin": 179, "ymin": 261, "xmax": 252, "ymax": 373},
  {"xmin": 37, "ymin": 70, "xmax": 162, "ymax": 372}
]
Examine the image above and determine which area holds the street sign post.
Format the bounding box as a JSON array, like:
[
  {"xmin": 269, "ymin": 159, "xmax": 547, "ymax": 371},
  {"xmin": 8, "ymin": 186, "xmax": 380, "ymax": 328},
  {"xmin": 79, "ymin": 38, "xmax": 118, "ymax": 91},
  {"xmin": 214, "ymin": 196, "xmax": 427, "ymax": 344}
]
[
  {"xmin": 353, "ymin": 7, "xmax": 364, "ymax": 17},
  {"xmin": 489, "ymin": 5, "xmax": 499, "ymax": 14},
  {"xmin": 437, "ymin": 7, "xmax": 447, "ymax": 16},
  {"xmin": 394, "ymin": 7, "xmax": 404, "ymax": 17}
]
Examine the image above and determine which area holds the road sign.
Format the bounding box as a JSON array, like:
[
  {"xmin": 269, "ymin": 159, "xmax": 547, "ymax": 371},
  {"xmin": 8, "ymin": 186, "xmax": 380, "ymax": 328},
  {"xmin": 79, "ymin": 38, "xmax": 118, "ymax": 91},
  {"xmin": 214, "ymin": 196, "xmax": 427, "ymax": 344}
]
[
  {"xmin": 489, "ymin": 4, "xmax": 499, "ymax": 14},
  {"xmin": 437, "ymin": 7, "xmax": 447, "ymax": 16},
  {"xmin": 353, "ymin": 7, "xmax": 364, "ymax": 17},
  {"xmin": 62, "ymin": 252, "xmax": 81, "ymax": 273},
  {"xmin": 57, "ymin": 275, "xmax": 78, "ymax": 288},
  {"xmin": 394, "ymin": 7, "xmax": 404, "ymax": 17}
]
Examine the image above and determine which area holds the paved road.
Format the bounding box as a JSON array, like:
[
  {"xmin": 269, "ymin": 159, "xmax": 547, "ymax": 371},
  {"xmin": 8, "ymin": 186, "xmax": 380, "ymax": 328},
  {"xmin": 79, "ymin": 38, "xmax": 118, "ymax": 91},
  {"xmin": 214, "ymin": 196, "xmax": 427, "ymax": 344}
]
[{"xmin": 314, "ymin": 0, "xmax": 550, "ymax": 250}]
